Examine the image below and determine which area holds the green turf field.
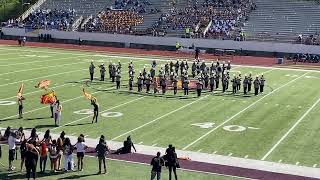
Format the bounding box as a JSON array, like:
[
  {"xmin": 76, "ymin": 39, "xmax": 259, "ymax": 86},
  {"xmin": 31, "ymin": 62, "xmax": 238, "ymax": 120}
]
[{"xmin": 0, "ymin": 45, "xmax": 320, "ymax": 172}]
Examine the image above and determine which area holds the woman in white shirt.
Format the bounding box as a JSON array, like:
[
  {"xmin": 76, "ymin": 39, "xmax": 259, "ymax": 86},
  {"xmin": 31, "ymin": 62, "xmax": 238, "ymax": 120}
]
[
  {"xmin": 74, "ymin": 136, "xmax": 87, "ymax": 171},
  {"xmin": 54, "ymin": 100, "xmax": 62, "ymax": 127}
]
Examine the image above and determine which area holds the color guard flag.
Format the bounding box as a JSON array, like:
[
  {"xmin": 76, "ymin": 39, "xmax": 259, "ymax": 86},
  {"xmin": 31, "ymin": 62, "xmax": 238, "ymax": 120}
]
[
  {"xmin": 83, "ymin": 88, "xmax": 92, "ymax": 100},
  {"xmin": 35, "ymin": 80, "xmax": 51, "ymax": 90},
  {"xmin": 40, "ymin": 91, "xmax": 56, "ymax": 104},
  {"xmin": 17, "ymin": 83, "xmax": 24, "ymax": 98}
]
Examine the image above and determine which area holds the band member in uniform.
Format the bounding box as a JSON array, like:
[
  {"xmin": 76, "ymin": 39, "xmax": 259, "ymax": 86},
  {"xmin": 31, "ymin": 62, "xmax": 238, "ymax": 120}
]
[
  {"xmin": 254, "ymin": 76, "xmax": 260, "ymax": 96},
  {"xmin": 196, "ymin": 79, "xmax": 203, "ymax": 97},
  {"xmin": 18, "ymin": 96, "xmax": 25, "ymax": 119},
  {"xmin": 192, "ymin": 62, "xmax": 196, "ymax": 78},
  {"xmin": 108, "ymin": 61, "xmax": 113, "ymax": 79},
  {"xmin": 243, "ymin": 75, "xmax": 249, "ymax": 95},
  {"xmin": 180, "ymin": 61, "xmax": 185, "ymax": 75},
  {"xmin": 128, "ymin": 74, "xmax": 134, "ymax": 91},
  {"xmin": 117, "ymin": 60, "xmax": 122, "ymax": 71},
  {"xmin": 160, "ymin": 76, "xmax": 167, "ymax": 94},
  {"xmin": 150, "ymin": 67, "xmax": 155, "ymax": 79},
  {"xmin": 222, "ymin": 75, "xmax": 228, "ymax": 93},
  {"xmin": 260, "ymin": 75, "xmax": 265, "ymax": 93},
  {"xmin": 183, "ymin": 75, "xmax": 189, "ymax": 96},
  {"xmin": 231, "ymin": 75, "xmax": 237, "ymax": 94},
  {"xmin": 204, "ymin": 73, "xmax": 209, "ymax": 90},
  {"xmin": 165, "ymin": 63, "xmax": 170, "ymax": 76},
  {"xmin": 89, "ymin": 61, "xmax": 95, "ymax": 82},
  {"xmin": 142, "ymin": 66, "xmax": 147, "ymax": 84},
  {"xmin": 91, "ymin": 98, "xmax": 99, "ymax": 123},
  {"xmin": 145, "ymin": 74, "xmax": 152, "ymax": 93},
  {"xmin": 115, "ymin": 71, "xmax": 121, "ymax": 89},
  {"xmin": 215, "ymin": 73, "xmax": 220, "ymax": 89},
  {"xmin": 248, "ymin": 72, "xmax": 253, "ymax": 92},
  {"xmin": 172, "ymin": 75, "xmax": 178, "ymax": 95},
  {"xmin": 227, "ymin": 61, "xmax": 231, "ymax": 70},
  {"xmin": 236, "ymin": 73, "xmax": 241, "ymax": 91},
  {"xmin": 153, "ymin": 77, "xmax": 158, "ymax": 94},
  {"xmin": 175, "ymin": 61, "xmax": 179, "ymax": 75},
  {"xmin": 111, "ymin": 64, "xmax": 116, "ymax": 82},
  {"xmin": 100, "ymin": 63, "xmax": 106, "ymax": 81},
  {"xmin": 185, "ymin": 60, "xmax": 189, "ymax": 71},
  {"xmin": 209, "ymin": 73, "xmax": 215, "ymax": 92},
  {"xmin": 137, "ymin": 72, "xmax": 143, "ymax": 92},
  {"xmin": 170, "ymin": 61, "xmax": 174, "ymax": 73}
]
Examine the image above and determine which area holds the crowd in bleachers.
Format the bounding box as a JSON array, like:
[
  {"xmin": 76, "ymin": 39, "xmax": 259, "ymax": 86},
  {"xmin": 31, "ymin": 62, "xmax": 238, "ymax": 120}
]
[
  {"xmin": 113, "ymin": 0, "xmax": 160, "ymax": 14},
  {"xmin": 82, "ymin": 10, "xmax": 143, "ymax": 34},
  {"xmin": 23, "ymin": 9, "xmax": 76, "ymax": 31},
  {"xmin": 153, "ymin": 0, "xmax": 255, "ymax": 39},
  {"xmin": 289, "ymin": 53, "xmax": 320, "ymax": 63}
]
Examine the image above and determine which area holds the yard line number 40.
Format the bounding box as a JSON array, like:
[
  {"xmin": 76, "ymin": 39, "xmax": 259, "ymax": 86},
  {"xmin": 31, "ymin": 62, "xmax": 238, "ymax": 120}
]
[{"xmin": 191, "ymin": 122, "xmax": 259, "ymax": 132}]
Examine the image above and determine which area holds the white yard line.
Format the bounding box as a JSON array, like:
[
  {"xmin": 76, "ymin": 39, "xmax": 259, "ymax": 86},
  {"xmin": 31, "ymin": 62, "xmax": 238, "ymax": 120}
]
[
  {"xmin": 0, "ymin": 54, "xmax": 87, "ymax": 67},
  {"xmin": 51, "ymin": 97, "xmax": 145, "ymax": 130},
  {"xmin": 0, "ymin": 68, "xmax": 86, "ymax": 87},
  {"xmin": 182, "ymin": 72, "xmax": 309, "ymax": 150},
  {"xmin": 0, "ymin": 61, "xmax": 88, "ymax": 76},
  {"xmin": 261, "ymin": 95, "xmax": 320, "ymax": 160},
  {"xmin": 111, "ymin": 95, "xmax": 209, "ymax": 141}
]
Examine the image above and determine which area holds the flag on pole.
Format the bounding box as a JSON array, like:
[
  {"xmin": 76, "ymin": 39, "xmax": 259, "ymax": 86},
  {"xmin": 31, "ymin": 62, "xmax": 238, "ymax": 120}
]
[
  {"xmin": 17, "ymin": 83, "xmax": 24, "ymax": 98},
  {"xmin": 40, "ymin": 91, "xmax": 57, "ymax": 104},
  {"xmin": 82, "ymin": 88, "xmax": 92, "ymax": 100},
  {"xmin": 35, "ymin": 80, "xmax": 51, "ymax": 90}
]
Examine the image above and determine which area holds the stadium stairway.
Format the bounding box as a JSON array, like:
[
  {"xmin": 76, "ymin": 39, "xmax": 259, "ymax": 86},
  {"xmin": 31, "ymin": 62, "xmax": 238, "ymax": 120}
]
[{"xmin": 243, "ymin": 0, "xmax": 320, "ymax": 43}]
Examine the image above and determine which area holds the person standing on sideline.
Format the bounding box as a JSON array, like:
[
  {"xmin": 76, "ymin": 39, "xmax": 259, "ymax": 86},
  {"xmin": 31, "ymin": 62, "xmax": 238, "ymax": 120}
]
[
  {"xmin": 56, "ymin": 131, "xmax": 66, "ymax": 171},
  {"xmin": 150, "ymin": 152, "xmax": 164, "ymax": 180},
  {"xmin": 74, "ymin": 136, "xmax": 87, "ymax": 171},
  {"xmin": 183, "ymin": 75, "xmax": 189, "ymax": 96},
  {"xmin": 25, "ymin": 144, "xmax": 39, "ymax": 180},
  {"xmin": 166, "ymin": 145, "xmax": 179, "ymax": 180},
  {"xmin": 49, "ymin": 140, "xmax": 58, "ymax": 172},
  {"xmin": 53, "ymin": 100, "xmax": 62, "ymax": 127},
  {"xmin": 115, "ymin": 71, "xmax": 121, "ymax": 89},
  {"xmin": 260, "ymin": 75, "xmax": 265, "ymax": 93},
  {"xmin": 248, "ymin": 72, "xmax": 253, "ymax": 93},
  {"xmin": 18, "ymin": 96, "xmax": 25, "ymax": 119},
  {"xmin": 95, "ymin": 137, "xmax": 110, "ymax": 174},
  {"xmin": 196, "ymin": 79, "xmax": 203, "ymax": 97},
  {"xmin": 243, "ymin": 75, "xmax": 249, "ymax": 95},
  {"xmin": 89, "ymin": 61, "xmax": 95, "ymax": 82},
  {"xmin": 8, "ymin": 131, "xmax": 20, "ymax": 171},
  {"xmin": 254, "ymin": 76, "xmax": 260, "ymax": 96},
  {"xmin": 39, "ymin": 142, "xmax": 48, "ymax": 173},
  {"xmin": 172, "ymin": 75, "xmax": 178, "ymax": 95},
  {"xmin": 63, "ymin": 138, "xmax": 74, "ymax": 172},
  {"xmin": 91, "ymin": 98, "xmax": 99, "ymax": 123}
]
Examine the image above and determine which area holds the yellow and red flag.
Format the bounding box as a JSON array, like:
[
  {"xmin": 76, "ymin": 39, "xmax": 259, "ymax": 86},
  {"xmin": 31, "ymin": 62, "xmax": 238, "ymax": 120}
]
[
  {"xmin": 40, "ymin": 91, "xmax": 56, "ymax": 104},
  {"xmin": 35, "ymin": 80, "xmax": 51, "ymax": 90},
  {"xmin": 83, "ymin": 88, "xmax": 92, "ymax": 100},
  {"xmin": 17, "ymin": 83, "xmax": 24, "ymax": 98}
]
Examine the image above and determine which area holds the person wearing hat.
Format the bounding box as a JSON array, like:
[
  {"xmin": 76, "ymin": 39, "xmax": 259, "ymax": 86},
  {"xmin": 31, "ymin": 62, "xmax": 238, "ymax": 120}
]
[
  {"xmin": 254, "ymin": 76, "xmax": 260, "ymax": 96},
  {"xmin": 137, "ymin": 72, "xmax": 143, "ymax": 92},
  {"xmin": 165, "ymin": 63, "xmax": 170, "ymax": 76},
  {"xmin": 145, "ymin": 74, "xmax": 152, "ymax": 93},
  {"xmin": 172, "ymin": 75, "xmax": 178, "ymax": 95},
  {"xmin": 142, "ymin": 66, "xmax": 147, "ymax": 85},
  {"xmin": 100, "ymin": 63, "xmax": 106, "ymax": 81},
  {"xmin": 115, "ymin": 71, "xmax": 121, "ymax": 89},
  {"xmin": 117, "ymin": 60, "xmax": 122, "ymax": 71},
  {"xmin": 183, "ymin": 75, "xmax": 189, "ymax": 96},
  {"xmin": 150, "ymin": 66, "xmax": 156, "ymax": 79},
  {"xmin": 236, "ymin": 73, "xmax": 242, "ymax": 91},
  {"xmin": 111, "ymin": 63, "xmax": 116, "ymax": 82},
  {"xmin": 227, "ymin": 61, "xmax": 231, "ymax": 70},
  {"xmin": 175, "ymin": 60, "xmax": 179, "ymax": 75},
  {"xmin": 231, "ymin": 75, "xmax": 237, "ymax": 94},
  {"xmin": 192, "ymin": 61, "xmax": 196, "ymax": 78},
  {"xmin": 209, "ymin": 73, "xmax": 215, "ymax": 93},
  {"xmin": 128, "ymin": 73, "xmax": 134, "ymax": 91},
  {"xmin": 215, "ymin": 73, "xmax": 220, "ymax": 89},
  {"xmin": 260, "ymin": 75, "xmax": 265, "ymax": 93},
  {"xmin": 180, "ymin": 61, "xmax": 185, "ymax": 75},
  {"xmin": 222, "ymin": 75, "xmax": 229, "ymax": 93},
  {"xmin": 248, "ymin": 72, "xmax": 253, "ymax": 93},
  {"xmin": 170, "ymin": 60, "xmax": 174, "ymax": 74},
  {"xmin": 243, "ymin": 75, "xmax": 249, "ymax": 95},
  {"xmin": 185, "ymin": 60, "xmax": 189, "ymax": 71},
  {"xmin": 204, "ymin": 72, "xmax": 209, "ymax": 90},
  {"xmin": 89, "ymin": 61, "xmax": 95, "ymax": 82},
  {"xmin": 160, "ymin": 76, "xmax": 167, "ymax": 95},
  {"xmin": 153, "ymin": 77, "xmax": 158, "ymax": 94},
  {"xmin": 196, "ymin": 78, "xmax": 203, "ymax": 97}
]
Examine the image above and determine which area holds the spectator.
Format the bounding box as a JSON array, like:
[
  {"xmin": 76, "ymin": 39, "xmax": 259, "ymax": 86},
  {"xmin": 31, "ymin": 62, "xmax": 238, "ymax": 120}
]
[
  {"xmin": 150, "ymin": 151, "xmax": 165, "ymax": 180},
  {"xmin": 74, "ymin": 136, "xmax": 87, "ymax": 171},
  {"xmin": 63, "ymin": 137, "xmax": 74, "ymax": 172},
  {"xmin": 25, "ymin": 143, "xmax": 39, "ymax": 180},
  {"xmin": 39, "ymin": 142, "xmax": 48, "ymax": 173},
  {"xmin": 95, "ymin": 136, "xmax": 110, "ymax": 174},
  {"xmin": 49, "ymin": 139, "xmax": 58, "ymax": 172}
]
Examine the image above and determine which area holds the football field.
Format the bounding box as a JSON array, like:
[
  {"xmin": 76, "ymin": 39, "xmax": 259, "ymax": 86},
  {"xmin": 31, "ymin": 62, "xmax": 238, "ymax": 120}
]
[{"xmin": 0, "ymin": 45, "xmax": 320, "ymax": 175}]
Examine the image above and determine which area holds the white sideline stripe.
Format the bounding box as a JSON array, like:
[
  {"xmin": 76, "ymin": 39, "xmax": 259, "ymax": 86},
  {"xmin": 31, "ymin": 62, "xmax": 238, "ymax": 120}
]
[
  {"xmin": 182, "ymin": 72, "xmax": 309, "ymax": 150},
  {"xmin": 111, "ymin": 95, "xmax": 209, "ymax": 141},
  {"xmin": 0, "ymin": 61, "xmax": 88, "ymax": 76},
  {"xmin": 51, "ymin": 97, "xmax": 145, "ymax": 131},
  {"xmin": 0, "ymin": 68, "xmax": 86, "ymax": 87},
  {"xmin": 0, "ymin": 54, "xmax": 87, "ymax": 67},
  {"xmin": 261, "ymin": 95, "xmax": 320, "ymax": 160}
]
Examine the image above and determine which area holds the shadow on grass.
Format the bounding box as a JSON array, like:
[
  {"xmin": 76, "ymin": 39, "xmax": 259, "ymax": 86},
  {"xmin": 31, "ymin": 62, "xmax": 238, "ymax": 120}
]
[
  {"xmin": 58, "ymin": 172, "xmax": 100, "ymax": 179},
  {"xmin": 65, "ymin": 122, "xmax": 92, "ymax": 127},
  {"xmin": 0, "ymin": 170, "xmax": 65, "ymax": 180}
]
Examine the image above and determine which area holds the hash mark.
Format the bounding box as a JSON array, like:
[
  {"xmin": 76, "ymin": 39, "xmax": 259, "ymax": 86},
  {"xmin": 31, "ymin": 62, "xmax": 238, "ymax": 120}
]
[
  {"xmin": 212, "ymin": 151, "xmax": 217, "ymax": 154},
  {"xmin": 197, "ymin": 149, "xmax": 202, "ymax": 152},
  {"xmin": 296, "ymin": 162, "xmax": 300, "ymax": 166},
  {"xmin": 278, "ymin": 159, "xmax": 282, "ymax": 163},
  {"xmin": 138, "ymin": 142, "xmax": 143, "ymax": 145},
  {"xmin": 313, "ymin": 164, "xmax": 317, "ymax": 168},
  {"xmin": 244, "ymin": 155, "xmax": 248, "ymax": 158},
  {"xmin": 151, "ymin": 144, "xmax": 157, "ymax": 147},
  {"xmin": 228, "ymin": 153, "xmax": 233, "ymax": 156}
]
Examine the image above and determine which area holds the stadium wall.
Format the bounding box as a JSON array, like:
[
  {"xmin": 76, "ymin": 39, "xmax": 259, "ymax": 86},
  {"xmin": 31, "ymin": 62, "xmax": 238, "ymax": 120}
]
[{"xmin": 1, "ymin": 27, "xmax": 320, "ymax": 56}]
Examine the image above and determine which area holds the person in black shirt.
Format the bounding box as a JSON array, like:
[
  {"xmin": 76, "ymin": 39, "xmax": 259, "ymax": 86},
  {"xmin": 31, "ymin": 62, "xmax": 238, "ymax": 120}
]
[
  {"xmin": 165, "ymin": 145, "xmax": 178, "ymax": 180},
  {"xmin": 95, "ymin": 137, "xmax": 110, "ymax": 174},
  {"xmin": 150, "ymin": 152, "xmax": 164, "ymax": 180},
  {"xmin": 18, "ymin": 96, "xmax": 25, "ymax": 119},
  {"xmin": 91, "ymin": 98, "xmax": 99, "ymax": 123},
  {"xmin": 25, "ymin": 144, "xmax": 39, "ymax": 180},
  {"xmin": 113, "ymin": 136, "xmax": 137, "ymax": 154},
  {"xmin": 20, "ymin": 139, "xmax": 27, "ymax": 171}
]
